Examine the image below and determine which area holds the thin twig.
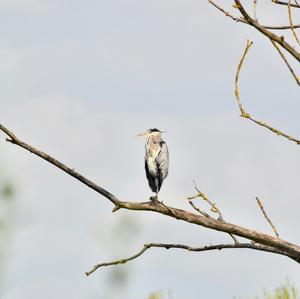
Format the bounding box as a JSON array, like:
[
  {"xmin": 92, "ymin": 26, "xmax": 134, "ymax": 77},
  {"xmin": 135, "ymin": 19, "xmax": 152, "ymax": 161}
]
[
  {"xmin": 256, "ymin": 197, "xmax": 280, "ymax": 239},
  {"xmin": 288, "ymin": 0, "xmax": 300, "ymax": 46},
  {"xmin": 235, "ymin": 40, "xmax": 253, "ymax": 117},
  {"xmin": 191, "ymin": 181, "xmax": 224, "ymax": 221},
  {"xmin": 271, "ymin": 40, "xmax": 300, "ymax": 85},
  {"xmin": 188, "ymin": 200, "xmax": 212, "ymax": 218},
  {"xmin": 208, "ymin": 0, "xmax": 241, "ymax": 22},
  {"xmin": 188, "ymin": 193, "xmax": 239, "ymax": 250},
  {"xmin": 247, "ymin": 118, "xmax": 300, "ymax": 144},
  {"xmin": 235, "ymin": 40, "xmax": 300, "ymax": 144},
  {"xmin": 188, "ymin": 181, "xmax": 239, "ymax": 244},
  {"xmin": 264, "ymin": 24, "xmax": 300, "ymax": 29},
  {"xmin": 272, "ymin": 0, "xmax": 300, "ymax": 7},
  {"xmin": 253, "ymin": 0, "xmax": 258, "ymax": 21},
  {"xmin": 85, "ymin": 241, "xmax": 298, "ymax": 276},
  {"xmin": 208, "ymin": 0, "xmax": 300, "ymax": 29}
]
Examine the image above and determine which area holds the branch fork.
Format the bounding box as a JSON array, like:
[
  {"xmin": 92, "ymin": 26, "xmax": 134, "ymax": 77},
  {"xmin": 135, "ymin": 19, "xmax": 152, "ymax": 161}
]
[{"xmin": 0, "ymin": 121, "xmax": 299, "ymax": 276}]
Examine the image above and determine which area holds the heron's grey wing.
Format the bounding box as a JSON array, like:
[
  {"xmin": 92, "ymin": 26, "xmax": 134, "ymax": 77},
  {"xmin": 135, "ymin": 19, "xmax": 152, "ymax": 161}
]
[
  {"xmin": 156, "ymin": 141, "xmax": 169, "ymax": 191},
  {"xmin": 145, "ymin": 160, "xmax": 158, "ymax": 193}
]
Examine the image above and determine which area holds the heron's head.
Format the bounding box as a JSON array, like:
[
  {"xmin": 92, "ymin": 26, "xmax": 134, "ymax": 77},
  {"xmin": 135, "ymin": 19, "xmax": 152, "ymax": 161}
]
[{"xmin": 136, "ymin": 128, "xmax": 165, "ymax": 138}]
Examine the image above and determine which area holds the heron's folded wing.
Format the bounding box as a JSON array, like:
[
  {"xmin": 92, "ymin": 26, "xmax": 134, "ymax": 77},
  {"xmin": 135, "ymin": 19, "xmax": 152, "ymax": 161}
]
[
  {"xmin": 145, "ymin": 160, "xmax": 157, "ymax": 193},
  {"xmin": 156, "ymin": 141, "xmax": 169, "ymax": 184}
]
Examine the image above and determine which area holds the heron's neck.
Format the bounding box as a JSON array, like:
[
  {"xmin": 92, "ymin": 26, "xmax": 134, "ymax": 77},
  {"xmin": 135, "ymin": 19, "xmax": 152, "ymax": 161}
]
[{"xmin": 147, "ymin": 134, "xmax": 162, "ymax": 145}]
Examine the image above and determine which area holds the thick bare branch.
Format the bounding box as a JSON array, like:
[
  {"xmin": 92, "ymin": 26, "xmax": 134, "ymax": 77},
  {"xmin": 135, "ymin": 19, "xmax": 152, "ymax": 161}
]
[
  {"xmin": 234, "ymin": 0, "xmax": 300, "ymax": 62},
  {"xmin": 0, "ymin": 123, "xmax": 299, "ymax": 265},
  {"xmin": 0, "ymin": 124, "xmax": 120, "ymax": 207},
  {"xmin": 86, "ymin": 241, "xmax": 298, "ymax": 276},
  {"xmin": 235, "ymin": 41, "xmax": 300, "ymax": 144}
]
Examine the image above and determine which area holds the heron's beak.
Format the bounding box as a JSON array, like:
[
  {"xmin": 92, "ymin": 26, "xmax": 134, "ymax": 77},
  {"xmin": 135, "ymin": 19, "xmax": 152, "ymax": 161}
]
[{"xmin": 135, "ymin": 131, "xmax": 148, "ymax": 138}]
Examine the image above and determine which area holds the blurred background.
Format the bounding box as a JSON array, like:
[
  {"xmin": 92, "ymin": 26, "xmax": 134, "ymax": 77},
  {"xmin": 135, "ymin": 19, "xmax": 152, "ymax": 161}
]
[{"xmin": 0, "ymin": 1, "xmax": 300, "ymax": 298}]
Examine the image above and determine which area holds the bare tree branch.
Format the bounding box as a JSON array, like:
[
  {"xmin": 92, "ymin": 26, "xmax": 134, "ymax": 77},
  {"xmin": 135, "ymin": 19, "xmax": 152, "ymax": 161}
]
[
  {"xmin": 188, "ymin": 199, "xmax": 212, "ymax": 218},
  {"xmin": 0, "ymin": 124, "xmax": 120, "ymax": 207},
  {"xmin": 271, "ymin": 40, "xmax": 300, "ymax": 85},
  {"xmin": 0, "ymin": 123, "xmax": 299, "ymax": 273},
  {"xmin": 235, "ymin": 40, "xmax": 253, "ymax": 117},
  {"xmin": 208, "ymin": 0, "xmax": 243, "ymax": 22},
  {"xmin": 187, "ymin": 181, "xmax": 239, "ymax": 244},
  {"xmin": 208, "ymin": 0, "xmax": 300, "ymax": 30},
  {"xmin": 234, "ymin": 0, "xmax": 300, "ymax": 62},
  {"xmin": 188, "ymin": 181, "xmax": 224, "ymax": 221},
  {"xmin": 288, "ymin": 0, "xmax": 300, "ymax": 46},
  {"xmin": 85, "ymin": 241, "xmax": 299, "ymax": 276},
  {"xmin": 256, "ymin": 197, "xmax": 280, "ymax": 239},
  {"xmin": 1, "ymin": 0, "xmax": 299, "ymax": 281},
  {"xmin": 272, "ymin": 0, "xmax": 300, "ymax": 8},
  {"xmin": 266, "ymin": 24, "xmax": 300, "ymax": 30},
  {"xmin": 253, "ymin": 0, "xmax": 258, "ymax": 21},
  {"xmin": 235, "ymin": 40, "xmax": 300, "ymax": 144}
]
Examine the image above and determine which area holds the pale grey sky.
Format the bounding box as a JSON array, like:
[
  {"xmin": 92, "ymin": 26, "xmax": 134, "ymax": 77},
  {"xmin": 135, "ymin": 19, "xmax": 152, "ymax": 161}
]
[{"xmin": 0, "ymin": 1, "xmax": 300, "ymax": 299}]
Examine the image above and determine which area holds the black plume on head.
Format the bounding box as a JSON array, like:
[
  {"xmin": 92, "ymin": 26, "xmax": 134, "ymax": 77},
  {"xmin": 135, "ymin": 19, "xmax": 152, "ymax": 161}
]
[{"xmin": 149, "ymin": 128, "xmax": 161, "ymax": 133}]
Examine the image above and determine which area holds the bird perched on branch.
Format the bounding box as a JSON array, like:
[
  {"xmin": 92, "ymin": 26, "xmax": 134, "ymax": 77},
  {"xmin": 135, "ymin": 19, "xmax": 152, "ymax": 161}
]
[{"xmin": 136, "ymin": 128, "xmax": 169, "ymax": 202}]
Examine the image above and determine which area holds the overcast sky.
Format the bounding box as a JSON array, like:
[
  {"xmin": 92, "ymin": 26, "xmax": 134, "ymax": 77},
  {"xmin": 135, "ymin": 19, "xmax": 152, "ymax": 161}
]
[{"xmin": 0, "ymin": 1, "xmax": 300, "ymax": 298}]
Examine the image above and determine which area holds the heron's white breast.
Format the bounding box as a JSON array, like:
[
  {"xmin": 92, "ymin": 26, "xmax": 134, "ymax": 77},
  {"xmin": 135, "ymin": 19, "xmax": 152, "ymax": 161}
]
[{"xmin": 146, "ymin": 156, "xmax": 158, "ymax": 177}]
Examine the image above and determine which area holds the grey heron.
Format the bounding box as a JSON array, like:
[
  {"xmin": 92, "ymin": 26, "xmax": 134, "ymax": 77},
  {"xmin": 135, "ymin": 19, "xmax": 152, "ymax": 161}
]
[{"xmin": 137, "ymin": 128, "xmax": 169, "ymax": 201}]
